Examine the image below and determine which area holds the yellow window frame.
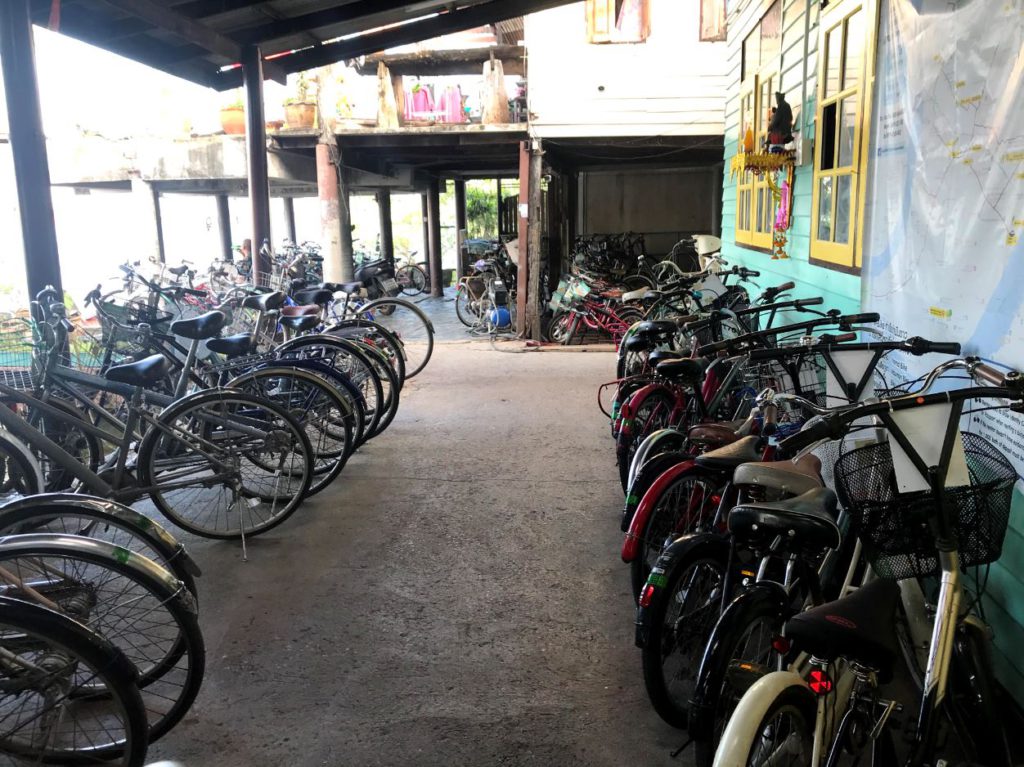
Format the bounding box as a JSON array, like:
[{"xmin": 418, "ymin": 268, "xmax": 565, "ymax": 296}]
[
  {"xmin": 736, "ymin": 83, "xmax": 756, "ymax": 244},
  {"xmin": 810, "ymin": 0, "xmax": 878, "ymax": 271}
]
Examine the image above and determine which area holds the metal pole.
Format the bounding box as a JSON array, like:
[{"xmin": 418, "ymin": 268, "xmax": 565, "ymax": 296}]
[
  {"xmin": 421, "ymin": 193, "xmax": 430, "ymax": 267},
  {"xmin": 0, "ymin": 0, "xmax": 63, "ymax": 300},
  {"xmin": 378, "ymin": 189, "xmax": 395, "ymax": 266},
  {"xmin": 216, "ymin": 194, "xmax": 233, "ymax": 261},
  {"xmin": 283, "ymin": 197, "xmax": 297, "ymax": 244},
  {"xmin": 427, "ymin": 178, "xmax": 443, "ymax": 297},
  {"xmin": 454, "ymin": 178, "xmax": 467, "ymax": 279},
  {"xmin": 242, "ymin": 44, "xmax": 271, "ymax": 284}
]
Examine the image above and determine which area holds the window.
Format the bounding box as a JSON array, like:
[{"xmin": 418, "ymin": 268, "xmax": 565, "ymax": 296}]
[
  {"xmin": 700, "ymin": 0, "xmax": 727, "ymax": 42},
  {"xmin": 735, "ymin": 0, "xmax": 782, "ymax": 250},
  {"xmin": 810, "ymin": 0, "xmax": 876, "ymax": 270},
  {"xmin": 586, "ymin": 0, "xmax": 650, "ymax": 44}
]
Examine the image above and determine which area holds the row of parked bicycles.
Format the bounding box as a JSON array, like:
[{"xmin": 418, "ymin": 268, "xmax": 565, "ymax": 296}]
[
  {"xmin": 0, "ymin": 256, "xmax": 435, "ymax": 764},
  {"xmin": 602, "ymin": 243, "xmax": 1021, "ymax": 766}
]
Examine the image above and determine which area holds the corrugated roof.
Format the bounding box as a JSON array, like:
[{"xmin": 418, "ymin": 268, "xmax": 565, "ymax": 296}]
[{"xmin": 29, "ymin": 1, "xmax": 570, "ymax": 91}]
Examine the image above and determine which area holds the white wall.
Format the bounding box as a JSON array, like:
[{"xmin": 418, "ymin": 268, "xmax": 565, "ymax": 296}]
[{"xmin": 525, "ymin": 0, "xmax": 728, "ymax": 138}]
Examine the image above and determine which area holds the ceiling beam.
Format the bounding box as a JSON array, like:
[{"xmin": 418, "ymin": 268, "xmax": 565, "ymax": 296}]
[
  {"xmin": 231, "ymin": 0, "xmax": 421, "ymax": 47},
  {"xmin": 352, "ymin": 46, "xmax": 524, "ymax": 77},
  {"xmin": 214, "ymin": 0, "xmax": 573, "ymax": 90}
]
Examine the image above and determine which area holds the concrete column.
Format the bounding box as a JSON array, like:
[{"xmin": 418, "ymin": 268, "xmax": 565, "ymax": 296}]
[
  {"xmin": 131, "ymin": 178, "xmax": 165, "ymax": 265},
  {"xmin": 0, "ymin": 0, "xmax": 63, "ymax": 300},
  {"xmin": 526, "ymin": 141, "xmax": 543, "ymax": 341},
  {"xmin": 317, "ymin": 142, "xmax": 346, "ymax": 283},
  {"xmin": 427, "ymin": 179, "xmax": 443, "ymax": 297},
  {"xmin": 420, "ymin": 194, "xmax": 430, "ymax": 261},
  {"xmin": 454, "ymin": 178, "xmax": 467, "ymax": 279},
  {"xmin": 216, "ymin": 194, "xmax": 232, "ymax": 261},
  {"xmin": 515, "ymin": 143, "xmax": 529, "ymax": 335},
  {"xmin": 242, "ymin": 44, "xmax": 271, "ymax": 283},
  {"xmin": 283, "ymin": 197, "xmax": 297, "ymax": 244},
  {"xmin": 338, "ymin": 170, "xmax": 355, "ymax": 282},
  {"xmin": 377, "ymin": 189, "xmax": 394, "ymax": 266}
]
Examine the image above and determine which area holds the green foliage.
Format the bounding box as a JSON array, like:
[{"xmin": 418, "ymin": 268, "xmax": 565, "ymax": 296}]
[{"xmin": 464, "ymin": 186, "xmax": 497, "ymax": 239}]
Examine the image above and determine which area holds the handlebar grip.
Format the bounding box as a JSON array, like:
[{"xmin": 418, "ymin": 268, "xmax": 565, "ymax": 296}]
[
  {"xmin": 971, "ymin": 361, "xmax": 1007, "ymax": 386},
  {"xmin": 838, "ymin": 312, "xmax": 881, "ymax": 326},
  {"xmin": 35, "ymin": 286, "xmax": 60, "ymax": 303},
  {"xmin": 818, "ymin": 332, "xmax": 858, "ymax": 344},
  {"xmin": 905, "ymin": 337, "xmax": 961, "ymax": 356},
  {"xmin": 794, "ymin": 297, "xmax": 824, "ymax": 308},
  {"xmin": 775, "ymin": 281, "xmax": 796, "ymax": 292},
  {"xmin": 184, "ymin": 287, "xmax": 207, "ymax": 297},
  {"xmin": 743, "ymin": 269, "xmax": 761, "ymax": 278},
  {"xmin": 778, "ymin": 416, "xmax": 841, "ymax": 455}
]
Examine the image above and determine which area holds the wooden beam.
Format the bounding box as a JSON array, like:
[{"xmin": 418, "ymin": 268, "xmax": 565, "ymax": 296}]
[
  {"xmin": 232, "ymin": 0, "xmax": 416, "ymax": 46},
  {"xmin": 353, "ymin": 46, "xmax": 525, "ymax": 77},
  {"xmin": 215, "ymin": 0, "xmax": 574, "ymax": 89}
]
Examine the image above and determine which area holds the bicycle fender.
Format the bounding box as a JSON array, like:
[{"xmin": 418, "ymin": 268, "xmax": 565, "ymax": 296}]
[
  {"xmin": 634, "ymin": 531, "xmax": 730, "ymax": 647},
  {"xmin": 616, "ymin": 382, "xmax": 665, "ymax": 443},
  {"xmin": 622, "ymin": 448, "xmax": 691, "ymax": 532},
  {"xmin": 621, "ymin": 459, "xmax": 697, "ymax": 562},
  {"xmin": 628, "ymin": 427, "xmax": 688, "ymax": 490},
  {"xmin": 690, "ymin": 582, "xmax": 792, "ymax": 737},
  {"xmin": 713, "ymin": 671, "xmax": 812, "ymax": 767}
]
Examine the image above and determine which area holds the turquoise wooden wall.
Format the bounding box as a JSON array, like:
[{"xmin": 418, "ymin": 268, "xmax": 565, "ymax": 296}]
[{"xmin": 716, "ymin": 0, "xmax": 1024, "ymax": 705}]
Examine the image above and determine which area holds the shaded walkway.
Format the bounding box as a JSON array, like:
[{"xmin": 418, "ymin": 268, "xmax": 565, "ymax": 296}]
[{"xmin": 150, "ymin": 343, "xmax": 682, "ymax": 766}]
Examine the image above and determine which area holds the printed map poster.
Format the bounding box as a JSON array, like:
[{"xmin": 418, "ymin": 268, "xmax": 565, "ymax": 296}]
[{"xmin": 863, "ymin": 0, "xmax": 1024, "ymax": 388}]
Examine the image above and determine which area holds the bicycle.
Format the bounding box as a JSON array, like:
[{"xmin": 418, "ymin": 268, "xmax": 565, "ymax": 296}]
[
  {"xmin": 394, "ymin": 251, "xmax": 428, "ymax": 296},
  {"xmin": 713, "ymin": 357, "xmax": 1020, "ymax": 767}
]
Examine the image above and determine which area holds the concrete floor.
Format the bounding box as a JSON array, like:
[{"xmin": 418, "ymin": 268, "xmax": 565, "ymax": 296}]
[{"xmin": 149, "ymin": 342, "xmax": 683, "ymax": 766}]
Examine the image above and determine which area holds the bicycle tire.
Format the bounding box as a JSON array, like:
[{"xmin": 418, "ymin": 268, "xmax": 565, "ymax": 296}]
[
  {"xmin": 0, "ymin": 429, "xmax": 44, "ymax": 502},
  {"xmin": 616, "ymin": 388, "xmax": 676, "ymax": 494},
  {"xmin": 547, "ymin": 310, "xmax": 578, "ymax": 345},
  {"xmin": 630, "ymin": 466, "xmax": 721, "ymax": 598},
  {"xmin": 356, "ymin": 298, "xmax": 434, "ymax": 379},
  {"xmin": 0, "ymin": 594, "xmax": 149, "ymax": 765},
  {"xmin": 226, "ymin": 366, "xmax": 354, "ymax": 496},
  {"xmin": 0, "ymin": 534, "xmax": 205, "ymax": 745},
  {"xmin": 455, "ymin": 287, "xmax": 482, "ymax": 328},
  {"xmin": 641, "ymin": 544, "xmax": 730, "ymax": 729},
  {"xmin": 396, "ymin": 264, "xmax": 427, "ymax": 296},
  {"xmin": 327, "ymin": 319, "xmax": 407, "ymax": 389},
  {"xmin": 735, "ymin": 684, "xmax": 816, "ymax": 767},
  {"xmin": 22, "ymin": 397, "xmax": 102, "ymax": 493},
  {"xmin": 138, "ymin": 389, "xmax": 313, "ymax": 539},
  {"xmin": 0, "ymin": 493, "xmax": 200, "ymax": 597}
]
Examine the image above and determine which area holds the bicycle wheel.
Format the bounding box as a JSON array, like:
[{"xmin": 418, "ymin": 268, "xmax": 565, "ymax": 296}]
[
  {"xmin": 0, "ymin": 430, "xmax": 43, "ymax": 503},
  {"xmin": 226, "ymin": 366, "xmax": 355, "ymax": 496},
  {"xmin": 0, "ymin": 594, "xmax": 149, "ymax": 765},
  {"xmin": 641, "ymin": 544, "xmax": 730, "ymax": 729},
  {"xmin": 0, "ymin": 534, "xmax": 205, "ymax": 745},
  {"xmin": 138, "ymin": 389, "xmax": 313, "ymax": 539},
  {"xmin": 738, "ymin": 686, "xmax": 815, "ymax": 767},
  {"xmin": 631, "ymin": 467, "xmax": 721, "ymax": 597},
  {"xmin": 23, "ymin": 397, "xmax": 101, "ymax": 493},
  {"xmin": 356, "ymin": 298, "xmax": 434, "ymax": 379},
  {"xmin": 455, "ymin": 287, "xmax": 483, "ymax": 328},
  {"xmin": 327, "ymin": 319, "xmax": 407, "ymax": 389},
  {"xmin": 0, "ymin": 494, "xmax": 200, "ymax": 597},
  {"xmin": 396, "ymin": 265, "xmax": 427, "ymax": 296},
  {"xmin": 548, "ymin": 310, "xmax": 578, "ymax": 345}
]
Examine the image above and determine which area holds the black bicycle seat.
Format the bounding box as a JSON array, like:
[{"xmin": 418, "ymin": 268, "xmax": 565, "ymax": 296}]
[
  {"xmin": 623, "ymin": 334, "xmax": 653, "ymax": 353},
  {"xmin": 694, "ymin": 435, "xmax": 763, "ymax": 470},
  {"xmin": 785, "ymin": 579, "xmax": 901, "ymax": 677},
  {"xmin": 105, "ymin": 354, "xmax": 172, "ymax": 388},
  {"xmin": 293, "ymin": 288, "xmax": 334, "ymax": 306},
  {"xmin": 168, "ymin": 265, "xmax": 189, "ymax": 277},
  {"xmin": 241, "ymin": 291, "xmax": 286, "ymax": 312},
  {"xmin": 648, "ymin": 350, "xmax": 683, "ymax": 366},
  {"xmin": 633, "ymin": 320, "xmax": 677, "ymax": 337},
  {"xmin": 169, "ymin": 311, "xmax": 226, "ymax": 340},
  {"xmin": 320, "ymin": 281, "xmax": 362, "ymax": 294},
  {"xmin": 206, "ymin": 333, "xmax": 253, "ymax": 358},
  {"xmin": 727, "ymin": 487, "xmax": 840, "ymax": 551},
  {"xmin": 279, "ymin": 314, "xmax": 320, "ymax": 333},
  {"xmin": 655, "ymin": 358, "xmax": 704, "ymax": 384}
]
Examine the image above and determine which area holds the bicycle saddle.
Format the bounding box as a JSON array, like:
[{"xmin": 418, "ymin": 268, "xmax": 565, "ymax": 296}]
[
  {"xmin": 732, "ymin": 455, "xmax": 823, "ymax": 497},
  {"xmin": 281, "ymin": 304, "xmax": 320, "ymax": 318},
  {"xmin": 694, "ymin": 435, "xmax": 763, "ymax": 469},
  {"xmin": 784, "ymin": 578, "xmax": 901, "ymax": 677},
  {"xmin": 241, "ymin": 291, "xmax": 285, "ymax": 312},
  {"xmin": 206, "ymin": 333, "xmax": 253, "ymax": 358},
  {"xmin": 168, "ymin": 264, "xmax": 189, "ymax": 277},
  {"xmin": 279, "ymin": 314, "xmax": 320, "ymax": 333},
  {"xmin": 169, "ymin": 310, "xmax": 226, "ymax": 340},
  {"xmin": 688, "ymin": 421, "xmax": 745, "ymax": 450},
  {"xmin": 292, "ymin": 288, "xmax": 334, "ymax": 306},
  {"xmin": 634, "ymin": 320, "xmax": 678, "ymax": 337},
  {"xmin": 623, "ymin": 334, "xmax": 654, "ymax": 353},
  {"xmin": 728, "ymin": 486, "xmax": 840, "ymax": 552},
  {"xmin": 105, "ymin": 354, "xmax": 172, "ymax": 387},
  {"xmin": 320, "ymin": 282, "xmax": 363, "ymax": 294},
  {"xmin": 621, "ymin": 288, "xmax": 648, "ymax": 303},
  {"xmin": 655, "ymin": 358, "xmax": 704, "ymax": 384}
]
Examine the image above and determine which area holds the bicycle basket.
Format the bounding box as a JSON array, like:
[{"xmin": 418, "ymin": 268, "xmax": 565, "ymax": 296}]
[
  {"xmin": 834, "ymin": 432, "xmax": 1015, "ymax": 579},
  {"xmin": 0, "ymin": 315, "xmax": 37, "ymax": 373},
  {"xmin": 98, "ymin": 299, "xmax": 173, "ymax": 330},
  {"xmin": 745, "ymin": 355, "xmax": 827, "ymax": 406}
]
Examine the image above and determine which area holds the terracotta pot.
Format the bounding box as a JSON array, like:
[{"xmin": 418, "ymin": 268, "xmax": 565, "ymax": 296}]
[
  {"xmin": 220, "ymin": 106, "xmax": 245, "ymax": 135},
  {"xmin": 284, "ymin": 102, "xmax": 316, "ymax": 130}
]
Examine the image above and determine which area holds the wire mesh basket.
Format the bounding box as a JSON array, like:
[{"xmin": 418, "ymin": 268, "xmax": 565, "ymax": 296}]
[
  {"xmin": 745, "ymin": 355, "xmax": 827, "ymax": 404},
  {"xmin": 0, "ymin": 315, "xmax": 37, "ymax": 372},
  {"xmin": 834, "ymin": 432, "xmax": 1015, "ymax": 579},
  {"xmin": 98, "ymin": 298, "xmax": 173, "ymax": 331}
]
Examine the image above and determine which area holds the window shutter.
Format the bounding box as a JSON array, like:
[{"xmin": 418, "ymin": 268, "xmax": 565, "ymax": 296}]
[{"xmin": 586, "ymin": 0, "xmax": 616, "ymax": 43}]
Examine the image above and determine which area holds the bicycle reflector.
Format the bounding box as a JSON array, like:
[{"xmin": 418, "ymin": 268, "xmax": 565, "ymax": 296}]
[
  {"xmin": 639, "ymin": 584, "xmax": 657, "ymax": 609},
  {"xmin": 771, "ymin": 635, "xmax": 792, "ymax": 654},
  {"xmin": 808, "ymin": 668, "xmax": 833, "ymax": 695}
]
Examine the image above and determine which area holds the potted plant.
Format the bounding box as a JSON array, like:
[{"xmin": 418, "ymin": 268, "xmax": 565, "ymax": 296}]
[
  {"xmin": 220, "ymin": 93, "xmax": 245, "ymax": 135},
  {"xmin": 284, "ymin": 73, "xmax": 316, "ymax": 130}
]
